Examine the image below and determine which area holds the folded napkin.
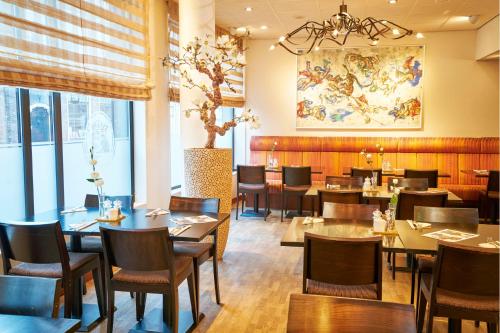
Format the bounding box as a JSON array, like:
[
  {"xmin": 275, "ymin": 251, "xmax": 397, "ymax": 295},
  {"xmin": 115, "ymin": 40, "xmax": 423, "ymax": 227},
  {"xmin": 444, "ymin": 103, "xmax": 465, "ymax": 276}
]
[
  {"xmin": 61, "ymin": 206, "xmax": 87, "ymax": 214},
  {"xmin": 145, "ymin": 208, "xmax": 169, "ymax": 217},
  {"xmin": 479, "ymin": 241, "xmax": 500, "ymax": 248},
  {"xmin": 170, "ymin": 225, "xmax": 191, "ymax": 236},
  {"xmin": 302, "ymin": 217, "xmax": 324, "ymax": 225},
  {"xmin": 407, "ymin": 220, "xmax": 432, "ymax": 230},
  {"xmin": 68, "ymin": 221, "xmax": 97, "ymax": 231},
  {"xmin": 172, "ymin": 215, "xmax": 217, "ymax": 225}
]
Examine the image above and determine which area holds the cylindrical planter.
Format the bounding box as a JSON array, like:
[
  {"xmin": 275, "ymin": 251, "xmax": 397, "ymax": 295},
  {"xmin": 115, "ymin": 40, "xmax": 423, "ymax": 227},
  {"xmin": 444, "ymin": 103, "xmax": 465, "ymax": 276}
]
[{"xmin": 184, "ymin": 148, "xmax": 232, "ymax": 260}]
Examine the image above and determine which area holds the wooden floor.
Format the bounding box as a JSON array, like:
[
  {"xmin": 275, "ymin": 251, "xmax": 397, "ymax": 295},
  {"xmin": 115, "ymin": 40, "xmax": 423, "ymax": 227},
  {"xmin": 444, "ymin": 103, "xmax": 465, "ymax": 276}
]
[{"xmin": 85, "ymin": 210, "xmax": 486, "ymax": 333}]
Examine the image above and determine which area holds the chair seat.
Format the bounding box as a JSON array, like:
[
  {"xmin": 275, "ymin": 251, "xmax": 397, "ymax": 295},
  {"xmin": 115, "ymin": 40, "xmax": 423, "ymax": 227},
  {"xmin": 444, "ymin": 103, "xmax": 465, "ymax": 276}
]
[
  {"xmin": 307, "ymin": 279, "xmax": 378, "ymax": 300},
  {"xmin": 422, "ymin": 275, "xmax": 499, "ymax": 312},
  {"xmin": 174, "ymin": 242, "xmax": 211, "ymax": 259},
  {"xmin": 284, "ymin": 185, "xmax": 310, "ymax": 192},
  {"xmin": 239, "ymin": 183, "xmax": 268, "ymax": 191},
  {"xmin": 9, "ymin": 252, "xmax": 99, "ymax": 278},
  {"xmin": 112, "ymin": 257, "xmax": 192, "ymax": 285},
  {"xmin": 417, "ymin": 255, "xmax": 435, "ymax": 273}
]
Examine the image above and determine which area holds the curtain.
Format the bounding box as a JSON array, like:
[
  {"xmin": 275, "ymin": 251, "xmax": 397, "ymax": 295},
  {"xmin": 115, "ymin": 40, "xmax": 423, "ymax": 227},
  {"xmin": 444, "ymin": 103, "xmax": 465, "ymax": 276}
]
[
  {"xmin": 168, "ymin": 1, "xmax": 245, "ymax": 107},
  {"xmin": 0, "ymin": 0, "xmax": 151, "ymax": 100}
]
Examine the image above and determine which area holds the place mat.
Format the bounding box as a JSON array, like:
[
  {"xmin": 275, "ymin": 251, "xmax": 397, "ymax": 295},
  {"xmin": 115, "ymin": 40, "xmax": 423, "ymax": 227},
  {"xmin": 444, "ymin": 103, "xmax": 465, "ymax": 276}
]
[
  {"xmin": 61, "ymin": 207, "xmax": 87, "ymax": 214},
  {"xmin": 170, "ymin": 225, "xmax": 191, "ymax": 236},
  {"xmin": 145, "ymin": 208, "xmax": 169, "ymax": 217},
  {"xmin": 172, "ymin": 215, "xmax": 217, "ymax": 225},
  {"xmin": 422, "ymin": 229, "xmax": 479, "ymax": 242},
  {"xmin": 68, "ymin": 221, "xmax": 97, "ymax": 231}
]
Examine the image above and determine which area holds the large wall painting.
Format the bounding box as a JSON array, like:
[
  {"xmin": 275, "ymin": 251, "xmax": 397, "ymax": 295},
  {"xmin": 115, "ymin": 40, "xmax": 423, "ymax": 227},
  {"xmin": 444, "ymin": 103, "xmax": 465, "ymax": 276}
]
[{"xmin": 296, "ymin": 45, "xmax": 424, "ymax": 129}]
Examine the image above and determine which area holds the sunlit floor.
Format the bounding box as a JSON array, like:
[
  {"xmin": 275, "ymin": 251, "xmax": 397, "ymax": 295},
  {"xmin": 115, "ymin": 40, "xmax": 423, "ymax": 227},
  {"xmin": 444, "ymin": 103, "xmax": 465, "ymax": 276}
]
[{"xmin": 82, "ymin": 210, "xmax": 486, "ymax": 333}]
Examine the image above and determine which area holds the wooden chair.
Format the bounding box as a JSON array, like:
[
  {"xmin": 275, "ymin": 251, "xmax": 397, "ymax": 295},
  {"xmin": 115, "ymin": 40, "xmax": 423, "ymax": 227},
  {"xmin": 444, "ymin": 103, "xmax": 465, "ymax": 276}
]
[
  {"xmin": 417, "ymin": 241, "xmax": 499, "ymax": 333},
  {"xmin": 303, "ymin": 233, "xmax": 383, "ymax": 300},
  {"xmin": 396, "ymin": 190, "xmax": 448, "ymax": 220},
  {"xmin": 318, "ymin": 190, "xmax": 363, "ymax": 216},
  {"xmin": 351, "ymin": 168, "xmax": 382, "ymax": 186},
  {"xmin": 100, "ymin": 225, "xmax": 197, "ymax": 333},
  {"xmin": 414, "ymin": 207, "xmax": 479, "ymax": 307},
  {"xmin": 483, "ymin": 170, "xmax": 499, "ymax": 224},
  {"xmin": 322, "ymin": 203, "xmax": 379, "ymax": 220},
  {"xmin": 0, "ymin": 221, "xmax": 104, "ymax": 319},
  {"xmin": 0, "ymin": 275, "xmax": 62, "ymax": 318},
  {"xmin": 236, "ymin": 165, "xmax": 269, "ymax": 221},
  {"xmin": 387, "ymin": 177, "xmax": 429, "ymax": 191},
  {"xmin": 281, "ymin": 166, "xmax": 312, "ymax": 222},
  {"xmin": 325, "ymin": 176, "xmax": 363, "ymax": 188},
  {"xmin": 169, "ymin": 196, "xmax": 221, "ymax": 307},
  {"xmin": 404, "ymin": 169, "xmax": 438, "ymax": 188}
]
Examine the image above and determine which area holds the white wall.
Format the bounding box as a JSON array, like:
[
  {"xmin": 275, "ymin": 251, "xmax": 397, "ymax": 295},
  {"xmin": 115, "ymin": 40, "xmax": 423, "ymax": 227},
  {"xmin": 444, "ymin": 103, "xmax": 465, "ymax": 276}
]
[
  {"xmin": 476, "ymin": 16, "xmax": 499, "ymax": 60},
  {"xmin": 245, "ymin": 30, "xmax": 499, "ymax": 140}
]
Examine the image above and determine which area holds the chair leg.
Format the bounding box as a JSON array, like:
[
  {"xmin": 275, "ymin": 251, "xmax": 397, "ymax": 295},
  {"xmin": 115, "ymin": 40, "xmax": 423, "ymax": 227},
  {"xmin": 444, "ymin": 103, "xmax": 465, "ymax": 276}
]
[
  {"xmin": 92, "ymin": 267, "xmax": 105, "ymax": 317},
  {"xmin": 475, "ymin": 321, "xmax": 480, "ymax": 327},
  {"xmin": 130, "ymin": 292, "xmax": 134, "ymax": 298},
  {"xmin": 235, "ymin": 192, "xmax": 239, "ymax": 220},
  {"xmin": 448, "ymin": 318, "xmax": 461, "ymax": 333},
  {"xmin": 213, "ymin": 253, "xmax": 221, "ymax": 304},
  {"xmin": 107, "ymin": 288, "xmax": 115, "ymax": 333},
  {"xmin": 82, "ymin": 277, "xmax": 87, "ymax": 295},
  {"xmin": 135, "ymin": 292, "xmax": 146, "ymax": 321},
  {"xmin": 426, "ymin": 307, "xmax": 434, "ymax": 333},
  {"xmin": 193, "ymin": 259, "xmax": 201, "ymax": 312},
  {"xmin": 242, "ymin": 194, "xmax": 245, "ymax": 212},
  {"xmin": 171, "ymin": 288, "xmax": 179, "ymax": 333},
  {"xmin": 281, "ymin": 191, "xmax": 285, "ymax": 222},
  {"xmin": 264, "ymin": 191, "xmax": 269, "ymax": 221},
  {"xmin": 63, "ymin": 280, "xmax": 73, "ymax": 318},
  {"xmin": 416, "ymin": 289, "xmax": 427, "ymax": 333},
  {"xmin": 410, "ymin": 254, "xmax": 416, "ymax": 304},
  {"xmin": 187, "ymin": 272, "xmax": 198, "ymax": 324},
  {"xmin": 416, "ymin": 271, "xmax": 422, "ymax": 317},
  {"xmin": 487, "ymin": 323, "xmax": 497, "ymax": 333}
]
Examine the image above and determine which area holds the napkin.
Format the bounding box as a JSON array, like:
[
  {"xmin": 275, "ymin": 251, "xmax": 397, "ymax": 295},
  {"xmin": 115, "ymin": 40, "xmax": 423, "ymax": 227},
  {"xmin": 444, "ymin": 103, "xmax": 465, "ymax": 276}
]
[
  {"xmin": 170, "ymin": 225, "xmax": 191, "ymax": 236},
  {"xmin": 145, "ymin": 208, "xmax": 169, "ymax": 217},
  {"xmin": 61, "ymin": 206, "xmax": 87, "ymax": 214},
  {"xmin": 479, "ymin": 241, "xmax": 500, "ymax": 248},
  {"xmin": 172, "ymin": 215, "xmax": 217, "ymax": 225},
  {"xmin": 68, "ymin": 221, "xmax": 97, "ymax": 231},
  {"xmin": 407, "ymin": 220, "xmax": 432, "ymax": 230},
  {"xmin": 302, "ymin": 217, "xmax": 324, "ymax": 225}
]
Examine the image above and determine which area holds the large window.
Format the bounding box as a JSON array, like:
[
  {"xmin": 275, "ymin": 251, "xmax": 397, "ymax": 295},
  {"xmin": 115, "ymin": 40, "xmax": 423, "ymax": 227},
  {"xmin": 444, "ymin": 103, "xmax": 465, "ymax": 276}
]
[{"xmin": 0, "ymin": 86, "xmax": 134, "ymax": 220}]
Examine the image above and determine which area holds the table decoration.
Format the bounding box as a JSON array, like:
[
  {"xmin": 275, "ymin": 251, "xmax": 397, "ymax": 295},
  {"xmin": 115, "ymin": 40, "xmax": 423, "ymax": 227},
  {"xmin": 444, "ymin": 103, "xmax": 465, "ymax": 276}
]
[
  {"xmin": 86, "ymin": 146, "xmax": 105, "ymax": 217},
  {"xmin": 267, "ymin": 141, "xmax": 278, "ymax": 169}
]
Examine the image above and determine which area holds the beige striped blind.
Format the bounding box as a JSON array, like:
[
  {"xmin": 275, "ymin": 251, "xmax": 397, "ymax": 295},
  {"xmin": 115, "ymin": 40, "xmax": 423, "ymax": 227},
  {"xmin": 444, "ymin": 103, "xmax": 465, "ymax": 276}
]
[
  {"xmin": 0, "ymin": 0, "xmax": 151, "ymax": 100},
  {"xmin": 168, "ymin": 1, "xmax": 245, "ymax": 107}
]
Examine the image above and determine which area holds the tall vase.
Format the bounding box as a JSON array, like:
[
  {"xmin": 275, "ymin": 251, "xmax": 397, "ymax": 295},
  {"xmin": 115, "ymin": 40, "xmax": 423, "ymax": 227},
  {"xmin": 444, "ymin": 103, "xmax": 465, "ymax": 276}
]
[{"xmin": 184, "ymin": 148, "xmax": 232, "ymax": 260}]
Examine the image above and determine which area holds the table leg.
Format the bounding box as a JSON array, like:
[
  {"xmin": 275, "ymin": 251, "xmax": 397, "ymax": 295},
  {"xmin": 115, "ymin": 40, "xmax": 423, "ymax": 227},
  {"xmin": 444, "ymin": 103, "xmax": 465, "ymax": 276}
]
[
  {"xmin": 297, "ymin": 196, "xmax": 303, "ymax": 215},
  {"xmin": 253, "ymin": 193, "xmax": 259, "ymax": 213},
  {"xmin": 70, "ymin": 235, "xmax": 82, "ymax": 252},
  {"xmin": 72, "ymin": 277, "xmax": 83, "ymax": 318},
  {"xmin": 410, "ymin": 254, "xmax": 416, "ymax": 304}
]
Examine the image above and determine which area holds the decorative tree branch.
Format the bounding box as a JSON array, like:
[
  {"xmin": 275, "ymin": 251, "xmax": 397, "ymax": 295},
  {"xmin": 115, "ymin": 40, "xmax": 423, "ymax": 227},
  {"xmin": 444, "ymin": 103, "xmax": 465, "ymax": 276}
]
[{"xmin": 164, "ymin": 35, "xmax": 260, "ymax": 149}]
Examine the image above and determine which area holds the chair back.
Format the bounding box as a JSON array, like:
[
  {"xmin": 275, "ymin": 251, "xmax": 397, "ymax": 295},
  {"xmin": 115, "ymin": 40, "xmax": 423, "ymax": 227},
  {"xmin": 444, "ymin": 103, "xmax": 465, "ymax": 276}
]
[
  {"xmin": 432, "ymin": 242, "xmax": 499, "ymax": 297},
  {"xmin": 414, "ymin": 206, "xmax": 479, "ymax": 225},
  {"xmin": 282, "ymin": 166, "xmax": 311, "ymax": 186},
  {"xmin": 237, "ymin": 165, "xmax": 265, "ymax": 185},
  {"xmin": 351, "ymin": 168, "xmax": 382, "ymax": 186},
  {"xmin": 403, "ymin": 169, "xmax": 438, "ymax": 188},
  {"xmin": 396, "ymin": 190, "xmax": 447, "ymax": 220},
  {"xmin": 0, "ymin": 221, "xmax": 69, "ymax": 274},
  {"xmin": 318, "ymin": 190, "xmax": 363, "ymax": 216},
  {"xmin": 0, "ymin": 275, "xmax": 62, "ymax": 318},
  {"xmin": 325, "ymin": 176, "xmax": 363, "ymax": 188},
  {"xmin": 169, "ymin": 196, "xmax": 220, "ymax": 214},
  {"xmin": 387, "ymin": 177, "xmax": 428, "ymax": 191},
  {"xmin": 322, "ymin": 203, "xmax": 379, "ymax": 220},
  {"xmin": 100, "ymin": 225, "xmax": 174, "ymax": 273},
  {"xmin": 85, "ymin": 194, "xmax": 135, "ymax": 210},
  {"xmin": 303, "ymin": 233, "xmax": 382, "ymax": 299},
  {"xmin": 487, "ymin": 170, "xmax": 499, "ymax": 193}
]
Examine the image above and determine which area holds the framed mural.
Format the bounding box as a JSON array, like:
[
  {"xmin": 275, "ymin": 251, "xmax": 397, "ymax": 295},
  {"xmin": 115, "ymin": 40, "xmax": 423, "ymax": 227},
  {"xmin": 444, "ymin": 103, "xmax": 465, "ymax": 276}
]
[{"xmin": 296, "ymin": 45, "xmax": 424, "ymax": 129}]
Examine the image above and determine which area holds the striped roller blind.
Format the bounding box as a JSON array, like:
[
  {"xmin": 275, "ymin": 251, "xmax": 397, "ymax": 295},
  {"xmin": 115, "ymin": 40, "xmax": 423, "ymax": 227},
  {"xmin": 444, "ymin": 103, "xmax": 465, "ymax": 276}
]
[
  {"xmin": 168, "ymin": 1, "xmax": 245, "ymax": 107},
  {"xmin": 0, "ymin": 0, "xmax": 151, "ymax": 100}
]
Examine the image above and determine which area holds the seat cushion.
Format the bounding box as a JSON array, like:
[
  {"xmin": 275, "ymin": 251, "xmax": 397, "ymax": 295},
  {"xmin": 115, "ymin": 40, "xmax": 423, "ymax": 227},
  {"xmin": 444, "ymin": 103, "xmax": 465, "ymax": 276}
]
[
  {"xmin": 112, "ymin": 257, "xmax": 192, "ymax": 285},
  {"xmin": 174, "ymin": 242, "xmax": 211, "ymax": 258},
  {"xmin": 284, "ymin": 185, "xmax": 310, "ymax": 192},
  {"xmin": 9, "ymin": 252, "xmax": 98, "ymax": 278},
  {"xmin": 307, "ymin": 279, "xmax": 378, "ymax": 300},
  {"xmin": 422, "ymin": 274, "xmax": 499, "ymax": 312},
  {"xmin": 239, "ymin": 183, "xmax": 267, "ymax": 191},
  {"xmin": 417, "ymin": 255, "xmax": 435, "ymax": 273}
]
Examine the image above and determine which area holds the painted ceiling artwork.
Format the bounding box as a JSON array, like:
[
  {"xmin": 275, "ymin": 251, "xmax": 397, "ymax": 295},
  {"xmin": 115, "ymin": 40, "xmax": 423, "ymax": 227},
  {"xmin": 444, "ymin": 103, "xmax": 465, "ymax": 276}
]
[{"xmin": 296, "ymin": 45, "xmax": 424, "ymax": 129}]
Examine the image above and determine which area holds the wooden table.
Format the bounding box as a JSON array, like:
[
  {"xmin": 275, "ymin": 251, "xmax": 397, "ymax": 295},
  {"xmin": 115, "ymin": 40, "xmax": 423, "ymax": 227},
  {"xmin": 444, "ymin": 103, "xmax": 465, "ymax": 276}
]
[
  {"xmin": 342, "ymin": 167, "xmax": 450, "ymax": 178},
  {"xmin": 460, "ymin": 169, "xmax": 490, "ymax": 178},
  {"xmin": 0, "ymin": 314, "xmax": 80, "ymax": 333},
  {"xmin": 25, "ymin": 208, "xmax": 230, "ymax": 332},
  {"xmin": 280, "ymin": 217, "xmax": 405, "ymax": 253},
  {"xmin": 287, "ymin": 293, "xmax": 416, "ymax": 333}
]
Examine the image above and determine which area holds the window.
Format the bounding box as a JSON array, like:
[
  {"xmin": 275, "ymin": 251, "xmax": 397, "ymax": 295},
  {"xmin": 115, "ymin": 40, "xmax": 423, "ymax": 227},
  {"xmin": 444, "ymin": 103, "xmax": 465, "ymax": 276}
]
[{"xmin": 170, "ymin": 102, "xmax": 182, "ymax": 189}]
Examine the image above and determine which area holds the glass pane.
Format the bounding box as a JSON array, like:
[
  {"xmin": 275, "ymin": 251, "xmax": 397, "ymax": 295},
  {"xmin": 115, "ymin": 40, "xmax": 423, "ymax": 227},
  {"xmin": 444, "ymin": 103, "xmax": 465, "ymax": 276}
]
[
  {"xmin": 61, "ymin": 93, "xmax": 132, "ymax": 208},
  {"xmin": 30, "ymin": 89, "xmax": 57, "ymax": 214},
  {"xmin": 0, "ymin": 86, "xmax": 25, "ymax": 219},
  {"xmin": 170, "ymin": 102, "xmax": 182, "ymax": 189},
  {"xmin": 215, "ymin": 107, "xmax": 234, "ymax": 149}
]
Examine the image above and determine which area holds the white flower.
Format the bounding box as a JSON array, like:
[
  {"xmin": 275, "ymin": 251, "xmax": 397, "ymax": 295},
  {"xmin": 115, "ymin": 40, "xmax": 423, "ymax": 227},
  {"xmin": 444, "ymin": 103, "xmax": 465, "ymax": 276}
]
[
  {"xmin": 241, "ymin": 109, "xmax": 251, "ymax": 119},
  {"xmin": 392, "ymin": 178, "xmax": 399, "ymax": 185},
  {"xmin": 394, "ymin": 187, "xmax": 400, "ymax": 195},
  {"xmin": 366, "ymin": 153, "xmax": 372, "ymax": 159},
  {"xmin": 90, "ymin": 171, "xmax": 100, "ymax": 179},
  {"xmin": 89, "ymin": 159, "xmax": 97, "ymax": 166},
  {"xmin": 249, "ymin": 116, "xmax": 261, "ymax": 129},
  {"xmin": 216, "ymin": 35, "xmax": 230, "ymax": 46},
  {"xmin": 95, "ymin": 179, "xmax": 104, "ymax": 187},
  {"xmin": 236, "ymin": 53, "xmax": 246, "ymax": 65}
]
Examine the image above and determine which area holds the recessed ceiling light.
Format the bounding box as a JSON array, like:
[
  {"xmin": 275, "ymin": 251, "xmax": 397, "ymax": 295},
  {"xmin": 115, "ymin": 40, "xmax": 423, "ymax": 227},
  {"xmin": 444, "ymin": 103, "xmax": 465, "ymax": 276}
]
[
  {"xmin": 314, "ymin": 46, "xmax": 320, "ymax": 51},
  {"xmin": 388, "ymin": 0, "xmax": 397, "ymax": 4},
  {"xmin": 371, "ymin": 40, "xmax": 379, "ymax": 46},
  {"xmin": 269, "ymin": 44, "xmax": 276, "ymax": 51},
  {"xmin": 278, "ymin": 36, "xmax": 286, "ymax": 42},
  {"xmin": 416, "ymin": 32, "xmax": 424, "ymax": 39},
  {"xmin": 236, "ymin": 27, "xmax": 247, "ymax": 33},
  {"xmin": 245, "ymin": 6, "xmax": 252, "ymax": 12},
  {"xmin": 392, "ymin": 28, "xmax": 400, "ymax": 35},
  {"xmin": 260, "ymin": 25, "xmax": 268, "ymax": 30}
]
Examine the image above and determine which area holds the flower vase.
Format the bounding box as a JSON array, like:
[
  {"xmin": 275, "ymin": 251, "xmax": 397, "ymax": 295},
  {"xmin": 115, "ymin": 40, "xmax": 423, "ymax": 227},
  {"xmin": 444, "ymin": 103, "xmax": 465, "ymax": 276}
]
[
  {"xmin": 371, "ymin": 171, "xmax": 378, "ymax": 189},
  {"xmin": 98, "ymin": 193, "xmax": 106, "ymax": 217},
  {"xmin": 387, "ymin": 203, "xmax": 396, "ymax": 231}
]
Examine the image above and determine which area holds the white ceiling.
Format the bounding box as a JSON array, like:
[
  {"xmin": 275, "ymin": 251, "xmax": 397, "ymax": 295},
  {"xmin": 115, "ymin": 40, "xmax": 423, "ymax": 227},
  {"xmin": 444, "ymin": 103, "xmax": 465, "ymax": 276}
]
[{"xmin": 215, "ymin": 0, "xmax": 499, "ymax": 39}]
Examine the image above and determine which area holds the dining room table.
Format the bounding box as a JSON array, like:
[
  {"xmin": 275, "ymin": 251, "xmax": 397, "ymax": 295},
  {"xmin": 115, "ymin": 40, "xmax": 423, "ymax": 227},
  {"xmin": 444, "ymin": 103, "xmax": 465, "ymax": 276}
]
[
  {"xmin": 342, "ymin": 167, "xmax": 451, "ymax": 178},
  {"xmin": 24, "ymin": 208, "xmax": 230, "ymax": 332},
  {"xmin": 287, "ymin": 293, "xmax": 416, "ymax": 333}
]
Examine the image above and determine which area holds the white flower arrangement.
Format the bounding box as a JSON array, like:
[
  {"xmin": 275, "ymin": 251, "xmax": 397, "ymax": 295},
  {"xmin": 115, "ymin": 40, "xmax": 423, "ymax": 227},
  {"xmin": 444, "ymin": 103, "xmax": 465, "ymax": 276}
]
[{"xmin": 87, "ymin": 146, "xmax": 104, "ymax": 197}]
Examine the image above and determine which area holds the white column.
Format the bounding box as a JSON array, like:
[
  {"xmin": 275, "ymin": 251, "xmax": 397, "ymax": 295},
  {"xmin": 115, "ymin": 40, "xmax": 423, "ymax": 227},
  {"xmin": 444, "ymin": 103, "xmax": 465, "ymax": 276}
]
[{"xmin": 144, "ymin": 0, "xmax": 171, "ymax": 208}]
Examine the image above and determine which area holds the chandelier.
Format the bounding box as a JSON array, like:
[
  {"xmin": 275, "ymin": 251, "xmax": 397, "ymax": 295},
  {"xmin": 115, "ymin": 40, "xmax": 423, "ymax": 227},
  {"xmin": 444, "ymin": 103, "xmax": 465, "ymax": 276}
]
[{"xmin": 272, "ymin": 0, "xmax": 416, "ymax": 55}]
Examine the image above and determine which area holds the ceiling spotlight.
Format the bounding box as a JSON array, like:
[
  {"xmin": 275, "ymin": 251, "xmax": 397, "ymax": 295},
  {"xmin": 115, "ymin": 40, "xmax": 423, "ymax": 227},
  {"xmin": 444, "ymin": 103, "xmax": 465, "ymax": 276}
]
[
  {"xmin": 416, "ymin": 32, "xmax": 424, "ymax": 39},
  {"xmin": 314, "ymin": 46, "xmax": 320, "ymax": 51},
  {"xmin": 245, "ymin": 6, "xmax": 252, "ymax": 12},
  {"xmin": 269, "ymin": 44, "xmax": 276, "ymax": 51},
  {"xmin": 236, "ymin": 27, "xmax": 247, "ymax": 33},
  {"xmin": 371, "ymin": 40, "xmax": 378, "ymax": 46},
  {"xmin": 388, "ymin": 0, "xmax": 397, "ymax": 4},
  {"xmin": 278, "ymin": 35, "xmax": 286, "ymax": 42},
  {"xmin": 392, "ymin": 28, "xmax": 400, "ymax": 35},
  {"xmin": 381, "ymin": 20, "xmax": 388, "ymax": 24},
  {"xmin": 260, "ymin": 25, "xmax": 268, "ymax": 30}
]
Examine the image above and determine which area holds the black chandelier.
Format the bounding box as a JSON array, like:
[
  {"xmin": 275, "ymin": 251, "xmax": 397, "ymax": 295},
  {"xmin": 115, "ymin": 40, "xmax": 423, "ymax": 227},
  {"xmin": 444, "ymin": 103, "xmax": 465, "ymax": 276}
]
[{"xmin": 273, "ymin": 0, "xmax": 416, "ymax": 55}]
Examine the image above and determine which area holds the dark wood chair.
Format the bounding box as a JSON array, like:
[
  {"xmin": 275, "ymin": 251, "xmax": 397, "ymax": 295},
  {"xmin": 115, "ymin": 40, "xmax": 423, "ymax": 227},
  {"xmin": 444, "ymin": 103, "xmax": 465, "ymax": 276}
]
[
  {"xmin": 404, "ymin": 169, "xmax": 438, "ymax": 188},
  {"xmin": 351, "ymin": 168, "xmax": 382, "ymax": 186},
  {"xmin": 482, "ymin": 170, "xmax": 499, "ymax": 224},
  {"xmin": 303, "ymin": 233, "xmax": 383, "ymax": 300},
  {"xmin": 100, "ymin": 225, "xmax": 197, "ymax": 333},
  {"xmin": 169, "ymin": 196, "xmax": 221, "ymax": 307},
  {"xmin": 387, "ymin": 177, "xmax": 429, "ymax": 191},
  {"xmin": 417, "ymin": 241, "xmax": 499, "ymax": 333},
  {"xmin": 236, "ymin": 165, "xmax": 269, "ymax": 221},
  {"xmin": 318, "ymin": 190, "xmax": 363, "ymax": 216},
  {"xmin": 396, "ymin": 190, "xmax": 448, "ymax": 220},
  {"xmin": 322, "ymin": 203, "xmax": 379, "ymax": 220},
  {"xmin": 414, "ymin": 207, "xmax": 479, "ymax": 306},
  {"xmin": 0, "ymin": 275, "xmax": 62, "ymax": 318},
  {"xmin": 325, "ymin": 176, "xmax": 363, "ymax": 187},
  {"xmin": 0, "ymin": 221, "xmax": 104, "ymax": 319},
  {"xmin": 281, "ymin": 166, "xmax": 312, "ymax": 222}
]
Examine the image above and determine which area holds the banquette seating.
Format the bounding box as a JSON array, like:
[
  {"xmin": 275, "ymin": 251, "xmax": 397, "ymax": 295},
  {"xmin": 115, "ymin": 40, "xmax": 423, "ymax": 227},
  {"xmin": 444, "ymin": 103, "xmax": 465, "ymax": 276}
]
[{"xmin": 248, "ymin": 136, "xmax": 499, "ymax": 211}]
